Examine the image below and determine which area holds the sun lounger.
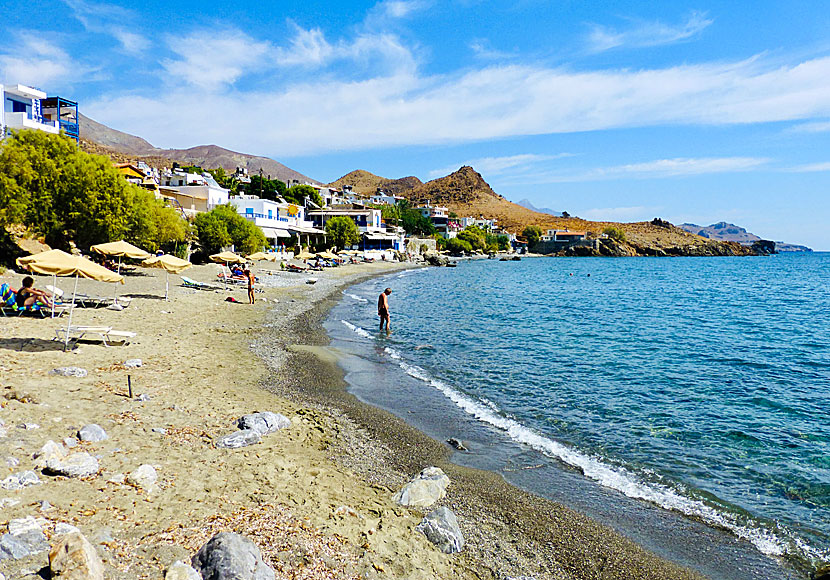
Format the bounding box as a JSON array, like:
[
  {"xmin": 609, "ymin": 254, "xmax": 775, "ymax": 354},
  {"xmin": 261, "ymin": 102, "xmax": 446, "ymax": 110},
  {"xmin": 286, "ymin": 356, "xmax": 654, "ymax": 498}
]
[
  {"xmin": 181, "ymin": 275, "xmax": 221, "ymax": 290},
  {"xmin": 54, "ymin": 326, "xmax": 136, "ymax": 346},
  {"xmin": 0, "ymin": 283, "xmax": 70, "ymax": 317}
]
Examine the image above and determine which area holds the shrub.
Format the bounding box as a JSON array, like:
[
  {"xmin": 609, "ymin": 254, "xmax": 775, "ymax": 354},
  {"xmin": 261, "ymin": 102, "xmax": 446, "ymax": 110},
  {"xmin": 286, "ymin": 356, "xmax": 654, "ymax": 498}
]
[
  {"xmin": 603, "ymin": 226, "xmax": 627, "ymax": 242},
  {"xmin": 445, "ymin": 237, "xmax": 472, "ymax": 255},
  {"xmin": 325, "ymin": 216, "xmax": 360, "ymax": 250},
  {"xmin": 522, "ymin": 225, "xmax": 543, "ymax": 246}
]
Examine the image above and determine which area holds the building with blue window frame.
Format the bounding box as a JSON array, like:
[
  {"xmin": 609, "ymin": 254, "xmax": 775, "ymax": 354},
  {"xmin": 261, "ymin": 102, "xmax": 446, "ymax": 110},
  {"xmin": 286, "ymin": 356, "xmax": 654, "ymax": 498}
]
[{"xmin": 1, "ymin": 83, "xmax": 78, "ymax": 142}]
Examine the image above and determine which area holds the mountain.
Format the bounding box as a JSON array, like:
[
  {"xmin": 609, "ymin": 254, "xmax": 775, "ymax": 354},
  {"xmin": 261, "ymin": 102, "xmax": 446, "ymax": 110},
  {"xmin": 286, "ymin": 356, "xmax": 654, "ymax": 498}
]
[
  {"xmin": 678, "ymin": 222, "xmax": 760, "ymax": 244},
  {"xmin": 326, "ymin": 170, "xmax": 423, "ymax": 196},
  {"xmin": 79, "ymin": 113, "xmax": 318, "ymax": 185},
  {"xmin": 679, "ymin": 222, "xmax": 812, "ymax": 251},
  {"xmin": 516, "ymin": 198, "xmax": 563, "ymax": 217}
]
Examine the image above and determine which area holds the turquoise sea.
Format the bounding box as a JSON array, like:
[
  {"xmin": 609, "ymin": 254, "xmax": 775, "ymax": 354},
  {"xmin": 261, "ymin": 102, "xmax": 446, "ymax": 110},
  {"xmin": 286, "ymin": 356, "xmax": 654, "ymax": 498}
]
[{"xmin": 325, "ymin": 254, "xmax": 829, "ymax": 579}]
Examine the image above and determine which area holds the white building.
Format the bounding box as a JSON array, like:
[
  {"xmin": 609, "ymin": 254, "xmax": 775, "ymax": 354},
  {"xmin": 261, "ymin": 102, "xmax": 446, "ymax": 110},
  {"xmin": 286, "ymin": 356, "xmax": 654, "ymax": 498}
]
[
  {"xmin": 228, "ymin": 195, "xmax": 323, "ymax": 245},
  {"xmin": 370, "ymin": 192, "xmax": 405, "ymax": 206},
  {"xmin": 160, "ymin": 170, "xmax": 229, "ymax": 213},
  {"xmin": 1, "ymin": 84, "xmax": 78, "ymax": 141}
]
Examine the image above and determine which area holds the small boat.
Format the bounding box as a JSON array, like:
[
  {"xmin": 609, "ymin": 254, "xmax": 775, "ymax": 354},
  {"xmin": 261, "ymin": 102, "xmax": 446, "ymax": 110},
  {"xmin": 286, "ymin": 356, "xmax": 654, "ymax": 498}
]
[{"xmin": 446, "ymin": 262, "xmax": 457, "ymax": 267}]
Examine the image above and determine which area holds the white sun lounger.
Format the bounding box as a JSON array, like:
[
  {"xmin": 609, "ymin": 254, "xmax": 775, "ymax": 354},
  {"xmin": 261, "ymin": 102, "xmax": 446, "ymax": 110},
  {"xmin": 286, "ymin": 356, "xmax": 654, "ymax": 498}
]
[{"xmin": 54, "ymin": 326, "xmax": 136, "ymax": 347}]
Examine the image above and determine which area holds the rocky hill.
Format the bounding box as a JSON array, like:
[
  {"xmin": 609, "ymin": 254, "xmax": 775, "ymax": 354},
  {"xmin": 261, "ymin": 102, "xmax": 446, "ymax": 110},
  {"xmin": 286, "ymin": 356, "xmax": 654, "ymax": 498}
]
[
  {"xmin": 679, "ymin": 222, "xmax": 812, "ymax": 252},
  {"xmin": 329, "ymin": 166, "xmax": 753, "ymax": 256},
  {"xmin": 326, "ymin": 170, "xmax": 423, "ymax": 196},
  {"xmin": 79, "ymin": 114, "xmax": 318, "ymax": 185}
]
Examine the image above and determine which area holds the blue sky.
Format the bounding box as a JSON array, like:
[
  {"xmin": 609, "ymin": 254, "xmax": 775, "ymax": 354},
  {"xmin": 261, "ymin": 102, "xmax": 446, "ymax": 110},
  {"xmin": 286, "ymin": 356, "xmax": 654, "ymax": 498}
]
[{"xmin": 3, "ymin": 1, "xmax": 830, "ymax": 248}]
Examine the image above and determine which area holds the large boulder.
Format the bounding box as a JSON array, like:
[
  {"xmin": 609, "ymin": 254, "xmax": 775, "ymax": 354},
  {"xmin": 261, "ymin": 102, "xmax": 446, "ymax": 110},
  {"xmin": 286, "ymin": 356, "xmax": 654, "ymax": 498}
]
[
  {"xmin": 393, "ymin": 467, "xmax": 450, "ymax": 508},
  {"xmin": 0, "ymin": 530, "xmax": 49, "ymax": 560},
  {"xmin": 34, "ymin": 440, "xmax": 67, "ymax": 468},
  {"xmin": 127, "ymin": 465, "xmax": 158, "ymax": 492},
  {"xmin": 191, "ymin": 532, "xmax": 275, "ymax": 580},
  {"xmin": 0, "ymin": 470, "xmax": 40, "ymax": 490},
  {"xmin": 216, "ymin": 429, "xmax": 261, "ymax": 449},
  {"xmin": 416, "ymin": 507, "xmax": 464, "ymax": 554},
  {"xmin": 236, "ymin": 412, "xmax": 290, "ymax": 435},
  {"xmin": 49, "ymin": 531, "xmax": 104, "ymax": 580}
]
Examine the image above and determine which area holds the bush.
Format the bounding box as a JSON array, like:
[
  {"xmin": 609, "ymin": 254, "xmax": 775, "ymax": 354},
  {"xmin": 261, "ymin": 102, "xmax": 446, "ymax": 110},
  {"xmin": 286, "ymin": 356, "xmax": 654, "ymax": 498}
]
[
  {"xmin": 457, "ymin": 226, "xmax": 486, "ymax": 250},
  {"xmin": 286, "ymin": 184, "xmax": 322, "ymax": 207},
  {"xmin": 603, "ymin": 226, "xmax": 627, "ymax": 242},
  {"xmin": 522, "ymin": 225, "xmax": 543, "ymax": 246},
  {"xmin": 445, "ymin": 238, "xmax": 472, "ymax": 255},
  {"xmin": 325, "ymin": 216, "xmax": 360, "ymax": 250}
]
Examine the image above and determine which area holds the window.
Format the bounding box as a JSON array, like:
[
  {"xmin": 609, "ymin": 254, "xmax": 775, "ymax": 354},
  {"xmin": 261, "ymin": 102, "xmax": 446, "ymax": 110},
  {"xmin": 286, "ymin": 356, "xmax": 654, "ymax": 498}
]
[
  {"xmin": 245, "ymin": 208, "xmax": 253, "ymax": 215},
  {"xmin": 268, "ymin": 210, "xmax": 272, "ymax": 219}
]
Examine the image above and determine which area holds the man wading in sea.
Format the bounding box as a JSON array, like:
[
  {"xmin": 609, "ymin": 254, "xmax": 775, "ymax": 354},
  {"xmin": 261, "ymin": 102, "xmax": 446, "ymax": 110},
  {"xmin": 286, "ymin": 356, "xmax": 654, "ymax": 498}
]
[{"xmin": 378, "ymin": 288, "xmax": 392, "ymax": 334}]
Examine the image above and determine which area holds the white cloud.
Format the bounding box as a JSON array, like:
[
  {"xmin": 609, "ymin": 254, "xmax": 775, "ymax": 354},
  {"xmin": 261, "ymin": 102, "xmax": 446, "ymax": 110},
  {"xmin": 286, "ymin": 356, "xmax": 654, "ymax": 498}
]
[
  {"xmin": 0, "ymin": 34, "xmax": 76, "ymax": 86},
  {"xmin": 429, "ymin": 153, "xmax": 571, "ymax": 178},
  {"xmin": 378, "ymin": 0, "xmax": 426, "ymax": 19},
  {"xmin": 86, "ymin": 48, "xmax": 830, "ymax": 156},
  {"xmin": 469, "ymin": 39, "xmax": 515, "ymax": 61},
  {"xmin": 542, "ymin": 157, "xmax": 769, "ymax": 183},
  {"xmin": 787, "ymin": 161, "xmax": 830, "ymax": 172},
  {"xmin": 163, "ymin": 30, "xmax": 271, "ymax": 90},
  {"xmin": 788, "ymin": 120, "xmax": 830, "ymax": 133},
  {"xmin": 62, "ymin": 0, "xmax": 150, "ymax": 54},
  {"xmin": 588, "ymin": 11, "xmax": 713, "ymax": 52}
]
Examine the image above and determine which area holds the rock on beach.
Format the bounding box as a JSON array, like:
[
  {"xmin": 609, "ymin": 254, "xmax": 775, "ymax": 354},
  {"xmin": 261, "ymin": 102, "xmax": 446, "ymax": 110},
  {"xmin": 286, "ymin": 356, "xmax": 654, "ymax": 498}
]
[
  {"xmin": 127, "ymin": 464, "xmax": 158, "ymax": 491},
  {"xmin": 78, "ymin": 424, "xmax": 108, "ymax": 442},
  {"xmin": 166, "ymin": 560, "xmax": 202, "ymax": 580},
  {"xmin": 216, "ymin": 429, "xmax": 261, "ymax": 449},
  {"xmin": 236, "ymin": 412, "xmax": 290, "ymax": 435},
  {"xmin": 45, "ymin": 452, "xmax": 99, "ymax": 478},
  {"xmin": 416, "ymin": 506, "xmax": 464, "ymax": 554},
  {"xmin": 393, "ymin": 466, "xmax": 450, "ymax": 508},
  {"xmin": 50, "ymin": 367, "xmax": 88, "ymax": 378},
  {"xmin": 48, "ymin": 531, "xmax": 104, "ymax": 580},
  {"xmin": 191, "ymin": 532, "xmax": 276, "ymax": 580}
]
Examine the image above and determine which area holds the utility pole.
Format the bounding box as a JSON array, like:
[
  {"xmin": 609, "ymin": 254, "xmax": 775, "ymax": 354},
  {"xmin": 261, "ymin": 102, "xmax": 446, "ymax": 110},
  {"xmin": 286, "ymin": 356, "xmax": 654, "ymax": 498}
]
[{"xmin": 259, "ymin": 168, "xmax": 263, "ymax": 198}]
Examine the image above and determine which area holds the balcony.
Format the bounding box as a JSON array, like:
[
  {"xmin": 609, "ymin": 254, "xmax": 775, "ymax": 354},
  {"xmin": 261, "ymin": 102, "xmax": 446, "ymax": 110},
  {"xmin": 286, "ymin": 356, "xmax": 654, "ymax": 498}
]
[{"xmin": 4, "ymin": 112, "xmax": 59, "ymax": 134}]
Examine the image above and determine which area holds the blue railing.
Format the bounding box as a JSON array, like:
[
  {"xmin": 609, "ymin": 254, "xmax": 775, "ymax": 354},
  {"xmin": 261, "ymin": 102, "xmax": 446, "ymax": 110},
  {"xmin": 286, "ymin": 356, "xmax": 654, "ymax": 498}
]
[{"xmin": 241, "ymin": 213, "xmax": 291, "ymax": 223}]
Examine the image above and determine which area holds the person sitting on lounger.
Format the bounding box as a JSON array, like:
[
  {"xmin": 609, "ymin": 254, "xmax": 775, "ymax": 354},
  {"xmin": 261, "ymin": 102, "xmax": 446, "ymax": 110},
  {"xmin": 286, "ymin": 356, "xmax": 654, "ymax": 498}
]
[{"xmin": 16, "ymin": 276, "xmax": 53, "ymax": 308}]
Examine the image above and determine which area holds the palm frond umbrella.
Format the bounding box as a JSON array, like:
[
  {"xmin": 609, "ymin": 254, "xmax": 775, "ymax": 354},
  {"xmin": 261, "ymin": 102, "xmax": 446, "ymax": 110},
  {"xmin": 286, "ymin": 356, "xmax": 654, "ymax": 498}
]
[
  {"xmin": 19, "ymin": 252, "xmax": 124, "ymax": 350},
  {"xmin": 90, "ymin": 241, "xmax": 151, "ymax": 304},
  {"xmin": 141, "ymin": 254, "xmax": 191, "ymax": 300}
]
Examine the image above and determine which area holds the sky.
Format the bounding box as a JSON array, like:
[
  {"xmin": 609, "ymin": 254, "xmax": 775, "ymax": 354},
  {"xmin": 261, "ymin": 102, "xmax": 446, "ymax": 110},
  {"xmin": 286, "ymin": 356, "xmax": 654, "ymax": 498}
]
[{"xmin": 2, "ymin": 1, "xmax": 830, "ymax": 249}]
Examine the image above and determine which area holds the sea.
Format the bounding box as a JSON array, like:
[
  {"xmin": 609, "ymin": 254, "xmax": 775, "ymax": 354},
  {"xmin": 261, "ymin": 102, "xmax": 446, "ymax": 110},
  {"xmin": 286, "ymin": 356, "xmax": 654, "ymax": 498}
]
[{"xmin": 324, "ymin": 253, "xmax": 830, "ymax": 579}]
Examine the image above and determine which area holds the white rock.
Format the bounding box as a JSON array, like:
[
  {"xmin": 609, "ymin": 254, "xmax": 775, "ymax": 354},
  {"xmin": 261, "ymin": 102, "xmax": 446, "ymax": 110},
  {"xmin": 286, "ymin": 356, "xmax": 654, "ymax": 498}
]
[
  {"xmin": 8, "ymin": 516, "xmax": 48, "ymax": 536},
  {"xmin": 165, "ymin": 560, "xmax": 202, "ymax": 580},
  {"xmin": 4, "ymin": 457, "xmax": 19, "ymax": 467},
  {"xmin": 19, "ymin": 423, "xmax": 39, "ymax": 430},
  {"xmin": 63, "ymin": 438, "xmax": 78, "ymax": 448},
  {"xmin": 393, "ymin": 466, "xmax": 451, "ymax": 508},
  {"xmin": 124, "ymin": 359, "xmax": 142, "ymax": 368},
  {"xmin": 127, "ymin": 464, "xmax": 158, "ymax": 491},
  {"xmin": 0, "ymin": 499, "xmax": 20, "ymax": 508},
  {"xmin": 50, "ymin": 367, "xmax": 88, "ymax": 378},
  {"xmin": 45, "ymin": 452, "xmax": 99, "ymax": 478},
  {"xmin": 34, "ymin": 440, "xmax": 67, "ymax": 469},
  {"xmin": 54, "ymin": 523, "xmax": 81, "ymax": 536},
  {"xmin": 78, "ymin": 424, "xmax": 108, "ymax": 442}
]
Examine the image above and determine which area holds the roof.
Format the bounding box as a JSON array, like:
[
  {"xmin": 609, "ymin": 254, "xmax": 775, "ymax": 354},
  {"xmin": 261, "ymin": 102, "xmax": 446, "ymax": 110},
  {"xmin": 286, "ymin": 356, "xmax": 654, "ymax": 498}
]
[{"xmin": 554, "ymin": 231, "xmax": 587, "ymax": 237}]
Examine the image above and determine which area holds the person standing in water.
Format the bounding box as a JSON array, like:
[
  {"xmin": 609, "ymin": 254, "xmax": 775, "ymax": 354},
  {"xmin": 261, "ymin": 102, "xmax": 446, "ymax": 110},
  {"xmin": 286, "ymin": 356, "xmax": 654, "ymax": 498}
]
[{"xmin": 378, "ymin": 288, "xmax": 392, "ymax": 334}]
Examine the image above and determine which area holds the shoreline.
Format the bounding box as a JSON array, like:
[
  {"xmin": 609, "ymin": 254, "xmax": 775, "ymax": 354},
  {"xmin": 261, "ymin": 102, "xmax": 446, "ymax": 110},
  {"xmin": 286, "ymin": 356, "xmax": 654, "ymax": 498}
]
[{"xmin": 255, "ymin": 265, "xmax": 710, "ymax": 580}]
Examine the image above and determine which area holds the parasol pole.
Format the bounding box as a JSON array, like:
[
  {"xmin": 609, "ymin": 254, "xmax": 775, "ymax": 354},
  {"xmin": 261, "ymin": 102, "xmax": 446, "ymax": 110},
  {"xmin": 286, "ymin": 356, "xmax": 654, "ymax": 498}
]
[
  {"xmin": 64, "ymin": 273, "xmax": 79, "ymax": 351},
  {"xmin": 165, "ymin": 270, "xmax": 169, "ymax": 301},
  {"xmin": 51, "ymin": 273, "xmax": 56, "ymax": 318},
  {"xmin": 114, "ymin": 255, "xmax": 122, "ymax": 304}
]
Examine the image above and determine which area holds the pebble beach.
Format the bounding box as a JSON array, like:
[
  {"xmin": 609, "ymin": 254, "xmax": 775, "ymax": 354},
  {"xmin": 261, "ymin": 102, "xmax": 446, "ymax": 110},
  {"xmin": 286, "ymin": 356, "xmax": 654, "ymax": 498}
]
[{"xmin": 0, "ymin": 261, "xmax": 705, "ymax": 579}]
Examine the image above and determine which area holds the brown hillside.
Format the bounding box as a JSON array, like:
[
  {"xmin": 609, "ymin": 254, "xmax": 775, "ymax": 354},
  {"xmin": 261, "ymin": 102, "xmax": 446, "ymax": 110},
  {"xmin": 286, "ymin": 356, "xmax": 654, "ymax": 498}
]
[
  {"xmin": 327, "ymin": 170, "xmax": 422, "ymax": 196},
  {"xmin": 79, "ymin": 114, "xmax": 318, "ymax": 184}
]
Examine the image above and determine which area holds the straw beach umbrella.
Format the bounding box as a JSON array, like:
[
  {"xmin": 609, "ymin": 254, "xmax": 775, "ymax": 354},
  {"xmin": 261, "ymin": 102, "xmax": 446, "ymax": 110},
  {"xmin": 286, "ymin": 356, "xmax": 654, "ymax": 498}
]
[
  {"xmin": 141, "ymin": 254, "xmax": 191, "ymax": 300},
  {"xmin": 90, "ymin": 240, "xmax": 151, "ymax": 304},
  {"xmin": 19, "ymin": 252, "xmax": 124, "ymax": 350},
  {"xmin": 246, "ymin": 252, "xmax": 277, "ymax": 262},
  {"xmin": 210, "ymin": 251, "xmax": 245, "ymax": 264},
  {"xmin": 295, "ymin": 250, "xmax": 315, "ymax": 261}
]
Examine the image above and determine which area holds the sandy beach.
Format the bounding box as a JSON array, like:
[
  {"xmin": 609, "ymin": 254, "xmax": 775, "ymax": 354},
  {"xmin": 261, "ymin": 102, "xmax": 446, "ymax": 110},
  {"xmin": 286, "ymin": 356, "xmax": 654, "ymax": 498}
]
[{"xmin": 0, "ymin": 260, "xmax": 704, "ymax": 579}]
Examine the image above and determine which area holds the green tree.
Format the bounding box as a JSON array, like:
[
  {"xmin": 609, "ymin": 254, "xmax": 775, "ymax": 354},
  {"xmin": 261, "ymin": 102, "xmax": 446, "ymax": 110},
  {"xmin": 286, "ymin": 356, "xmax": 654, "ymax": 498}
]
[
  {"xmin": 286, "ymin": 184, "xmax": 322, "ymax": 207},
  {"xmin": 457, "ymin": 225, "xmax": 486, "ymax": 251},
  {"xmin": 496, "ymin": 235, "xmax": 510, "ymax": 251},
  {"xmin": 522, "ymin": 225, "xmax": 543, "ymax": 247},
  {"xmin": 0, "ymin": 129, "xmax": 187, "ymax": 251},
  {"xmin": 325, "ymin": 216, "xmax": 360, "ymax": 250},
  {"xmin": 603, "ymin": 226, "xmax": 627, "ymax": 242},
  {"xmin": 194, "ymin": 204, "xmax": 265, "ymax": 255},
  {"xmin": 248, "ymin": 175, "xmax": 287, "ymax": 201},
  {"xmin": 445, "ymin": 238, "xmax": 472, "ymax": 255}
]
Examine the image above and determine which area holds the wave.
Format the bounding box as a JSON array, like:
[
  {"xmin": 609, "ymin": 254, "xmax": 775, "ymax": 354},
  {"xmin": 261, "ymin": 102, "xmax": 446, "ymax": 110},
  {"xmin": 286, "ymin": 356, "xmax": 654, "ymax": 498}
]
[
  {"xmin": 345, "ymin": 292, "xmax": 368, "ymax": 303},
  {"xmin": 384, "ymin": 346, "xmax": 402, "ymax": 360},
  {"xmin": 340, "ymin": 320, "xmax": 373, "ymax": 339},
  {"xmin": 394, "ymin": 358, "xmax": 820, "ymax": 562}
]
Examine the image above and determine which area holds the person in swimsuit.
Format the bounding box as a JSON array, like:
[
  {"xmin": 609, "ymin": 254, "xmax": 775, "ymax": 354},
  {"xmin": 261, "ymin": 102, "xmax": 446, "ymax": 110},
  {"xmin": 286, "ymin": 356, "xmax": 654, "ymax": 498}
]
[
  {"xmin": 378, "ymin": 287, "xmax": 392, "ymax": 334},
  {"xmin": 16, "ymin": 276, "xmax": 53, "ymax": 308},
  {"xmin": 244, "ymin": 268, "xmax": 255, "ymax": 304}
]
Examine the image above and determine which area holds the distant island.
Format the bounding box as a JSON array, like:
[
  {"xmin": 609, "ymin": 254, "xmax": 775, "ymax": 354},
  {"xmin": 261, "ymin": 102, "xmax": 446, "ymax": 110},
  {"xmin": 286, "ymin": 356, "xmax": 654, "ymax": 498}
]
[
  {"xmin": 516, "ymin": 199, "xmax": 564, "ymax": 217},
  {"xmin": 678, "ymin": 222, "xmax": 812, "ymax": 252}
]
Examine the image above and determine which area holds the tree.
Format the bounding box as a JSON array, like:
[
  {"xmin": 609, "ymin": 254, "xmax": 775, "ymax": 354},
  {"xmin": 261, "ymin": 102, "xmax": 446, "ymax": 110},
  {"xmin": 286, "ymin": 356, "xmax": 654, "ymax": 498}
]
[
  {"xmin": 248, "ymin": 175, "xmax": 287, "ymax": 201},
  {"xmin": 286, "ymin": 184, "xmax": 322, "ymax": 207},
  {"xmin": 0, "ymin": 129, "xmax": 187, "ymax": 251},
  {"xmin": 457, "ymin": 225, "xmax": 486, "ymax": 251},
  {"xmin": 522, "ymin": 225, "xmax": 543, "ymax": 247},
  {"xmin": 603, "ymin": 226, "xmax": 627, "ymax": 242},
  {"xmin": 496, "ymin": 235, "xmax": 510, "ymax": 251},
  {"xmin": 194, "ymin": 204, "xmax": 265, "ymax": 255},
  {"xmin": 325, "ymin": 216, "xmax": 360, "ymax": 250},
  {"xmin": 445, "ymin": 238, "xmax": 472, "ymax": 255}
]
